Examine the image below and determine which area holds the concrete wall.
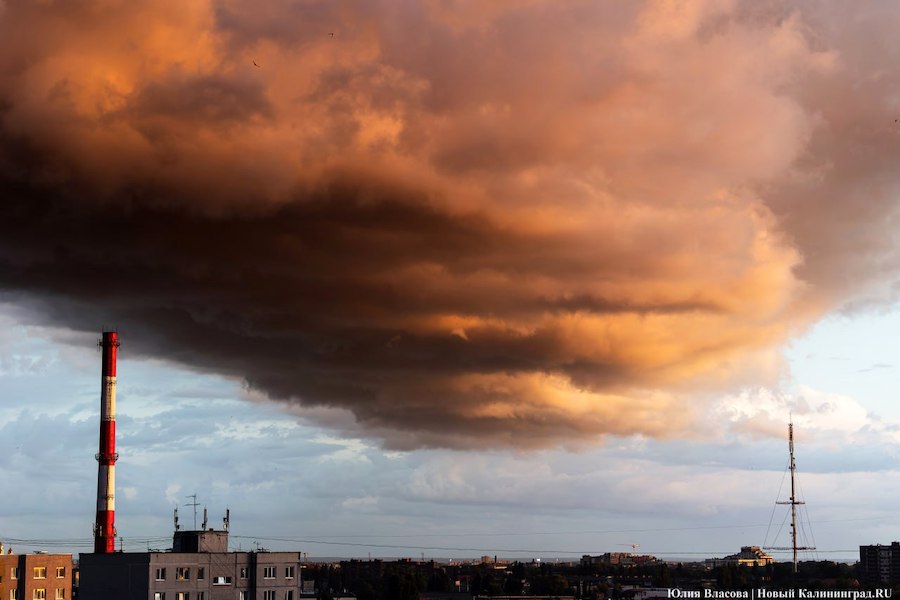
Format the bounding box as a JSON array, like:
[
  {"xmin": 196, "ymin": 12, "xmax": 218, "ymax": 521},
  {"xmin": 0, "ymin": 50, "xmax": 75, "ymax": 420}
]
[{"xmin": 80, "ymin": 553, "xmax": 151, "ymax": 600}]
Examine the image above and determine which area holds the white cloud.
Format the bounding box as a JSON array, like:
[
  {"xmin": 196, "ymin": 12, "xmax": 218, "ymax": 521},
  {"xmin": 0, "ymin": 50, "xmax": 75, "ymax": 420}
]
[
  {"xmin": 164, "ymin": 483, "xmax": 182, "ymax": 505},
  {"xmin": 312, "ymin": 435, "xmax": 373, "ymax": 464},
  {"xmin": 716, "ymin": 385, "xmax": 873, "ymax": 443}
]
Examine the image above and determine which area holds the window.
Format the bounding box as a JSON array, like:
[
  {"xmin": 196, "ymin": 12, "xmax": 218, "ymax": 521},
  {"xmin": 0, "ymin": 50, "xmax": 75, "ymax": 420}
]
[
  {"xmin": 285, "ymin": 566, "xmax": 295, "ymax": 579},
  {"xmin": 33, "ymin": 591, "xmax": 46, "ymax": 600},
  {"xmin": 176, "ymin": 567, "xmax": 190, "ymax": 580},
  {"xmin": 263, "ymin": 566, "xmax": 276, "ymax": 579},
  {"xmin": 33, "ymin": 567, "xmax": 47, "ymax": 579},
  {"xmin": 11, "ymin": 590, "xmax": 18, "ymax": 600},
  {"xmin": 155, "ymin": 568, "xmax": 166, "ymax": 581},
  {"xmin": 54, "ymin": 591, "xmax": 64, "ymax": 600},
  {"xmin": 153, "ymin": 594, "xmax": 165, "ymax": 600},
  {"xmin": 176, "ymin": 593, "xmax": 189, "ymax": 600},
  {"xmin": 284, "ymin": 592, "xmax": 294, "ymax": 600},
  {"xmin": 196, "ymin": 594, "xmax": 204, "ymax": 600},
  {"xmin": 239, "ymin": 593, "xmax": 248, "ymax": 600},
  {"xmin": 197, "ymin": 567, "xmax": 205, "ymax": 580},
  {"xmin": 239, "ymin": 567, "xmax": 248, "ymax": 579},
  {"xmin": 55, "ymin": 567, "xmax": 66, "ymax": 579},
  {"xmin": 263, "ymin": 592, "xmax": 276, "ymax": 600},
  {"xmin": 212, "ymin": 576, "xmax": 232, "ymax": 585},
  {"xmin": 11, "ymin": 567, "xmax": 18, "ymax": 579}
]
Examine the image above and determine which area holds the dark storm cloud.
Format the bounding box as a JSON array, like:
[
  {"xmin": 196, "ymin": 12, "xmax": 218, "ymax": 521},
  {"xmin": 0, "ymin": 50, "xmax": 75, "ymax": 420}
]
[
  {"xmin": 128, "ymin": 72, "xmax": 272, "ymax": 126},
  {"xmin": 0, "ymin": 179, "xmax": 681, "ymax": 447},
  {"xmin": 0, "ymin": 0, "xmax": 898, "ymax": 447}
]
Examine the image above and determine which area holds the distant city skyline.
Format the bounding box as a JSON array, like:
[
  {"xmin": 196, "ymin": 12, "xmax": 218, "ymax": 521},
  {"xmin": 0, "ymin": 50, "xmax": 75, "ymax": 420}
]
[{"xmin": 1, "ymin": 0, "xmax": 900, "ymax": 566}]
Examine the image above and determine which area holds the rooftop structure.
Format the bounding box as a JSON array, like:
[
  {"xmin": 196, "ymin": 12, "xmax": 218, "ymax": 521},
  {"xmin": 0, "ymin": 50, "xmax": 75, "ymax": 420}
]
[{"xmin": 79, "ymin": 518, "xmax": 304, "ymax": 600}]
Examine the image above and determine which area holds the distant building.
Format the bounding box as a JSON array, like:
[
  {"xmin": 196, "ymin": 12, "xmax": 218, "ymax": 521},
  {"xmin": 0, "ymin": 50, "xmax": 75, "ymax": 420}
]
[
  {"xmin": 0, "ymin": 545, "xmax": 73, "ymax": 600},
  {"xmin": 581, "ymin": 553, "xmax": 659, "ymax": 568},
  {"xmin": 79, "ymin": 523, "xmax": 303, "ymax": 600},
  {"xmin": 704, "ymin": 546, "xmax": 774, "ymax": 568},
  {"xmin": 859, "ymin": 543, "xmax": 900, "ymax": 584}
]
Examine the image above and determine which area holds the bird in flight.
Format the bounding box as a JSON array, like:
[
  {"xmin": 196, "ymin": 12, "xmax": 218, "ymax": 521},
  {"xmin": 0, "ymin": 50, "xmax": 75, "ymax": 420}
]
[
  {"xmin": 328, "ymin": 32, "xmax": 335, "ymax": 37},
  {"xmin": 253, "ymin": 60, "xmax": 260, "ymax": 68}
]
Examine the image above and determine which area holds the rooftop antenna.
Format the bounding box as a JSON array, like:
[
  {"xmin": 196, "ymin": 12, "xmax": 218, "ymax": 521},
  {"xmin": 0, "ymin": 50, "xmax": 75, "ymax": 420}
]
[
  {"xmin": 766, "ymin": 420, "xmax": 815, "ymax": 574},
  {"xmin": 185, "ymin": 494, "xmax": 200, "ymax": 530},
  {"xmin": 202, "ymin": 507, "xmax": 208, "ymax": 531}
]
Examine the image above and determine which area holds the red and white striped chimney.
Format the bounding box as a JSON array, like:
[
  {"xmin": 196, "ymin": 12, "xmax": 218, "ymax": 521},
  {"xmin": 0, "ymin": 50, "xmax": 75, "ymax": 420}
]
[{"xmin": 94, "ymin": 331, "xmax": 119, "ymax": 553}]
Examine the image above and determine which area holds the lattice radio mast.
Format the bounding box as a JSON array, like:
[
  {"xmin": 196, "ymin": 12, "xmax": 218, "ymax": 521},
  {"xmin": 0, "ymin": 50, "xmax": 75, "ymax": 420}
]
[{"xmin": 767, "ymin": 421, "xmax": 815, "ymax": 574}]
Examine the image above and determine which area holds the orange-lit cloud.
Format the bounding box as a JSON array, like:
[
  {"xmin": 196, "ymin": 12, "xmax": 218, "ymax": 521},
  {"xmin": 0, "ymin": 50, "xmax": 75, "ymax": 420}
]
[{"xmin": 1, "ymin": 0, "xmax": 898, "ymax": 448}]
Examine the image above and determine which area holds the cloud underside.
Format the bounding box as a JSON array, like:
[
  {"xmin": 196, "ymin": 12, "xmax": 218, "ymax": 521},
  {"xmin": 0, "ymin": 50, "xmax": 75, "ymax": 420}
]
[{"xmin": 1, "ymin": 0, "xmax": 898, "ymax": 448}]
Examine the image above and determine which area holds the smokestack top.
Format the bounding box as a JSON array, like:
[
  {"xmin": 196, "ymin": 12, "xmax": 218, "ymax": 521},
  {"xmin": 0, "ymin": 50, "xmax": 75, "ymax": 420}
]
[
  {"xmin": 100, "ymin": 330, "xmax": 120, "ymax": 347},
  {"xmin": 99, "ymin": 331, "xmax": 119, "ymax": 377}
]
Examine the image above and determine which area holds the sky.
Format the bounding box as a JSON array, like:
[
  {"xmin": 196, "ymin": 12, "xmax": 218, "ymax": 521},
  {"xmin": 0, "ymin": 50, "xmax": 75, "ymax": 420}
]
[{"xmin": 1, "ymin": 0, "xmax": 900, "ymax": 562}]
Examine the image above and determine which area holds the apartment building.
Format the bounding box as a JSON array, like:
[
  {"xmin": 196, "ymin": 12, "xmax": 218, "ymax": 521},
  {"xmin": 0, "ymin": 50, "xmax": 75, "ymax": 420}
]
[
  {"xmin": 0, "ymin": 548, "xmax": 73, "ymax": 600},
  {"xmin": 79, "ymin": 528, "xmax": 302, "ymax": 600}
]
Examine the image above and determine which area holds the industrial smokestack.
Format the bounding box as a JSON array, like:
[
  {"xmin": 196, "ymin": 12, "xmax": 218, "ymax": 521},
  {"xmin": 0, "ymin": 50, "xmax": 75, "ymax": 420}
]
[{"xmin": 93, "ymin": 331, "xmax": 119, "ymax": 553}]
